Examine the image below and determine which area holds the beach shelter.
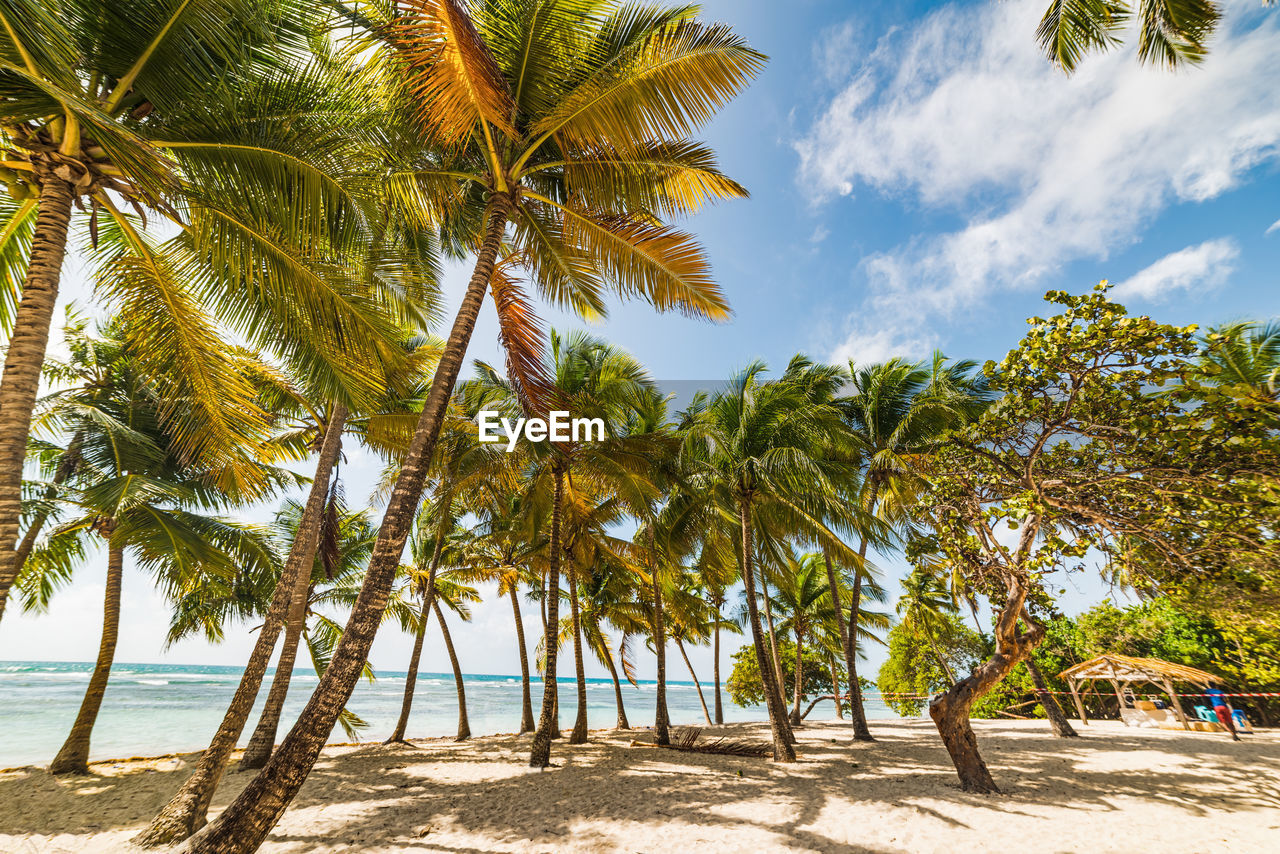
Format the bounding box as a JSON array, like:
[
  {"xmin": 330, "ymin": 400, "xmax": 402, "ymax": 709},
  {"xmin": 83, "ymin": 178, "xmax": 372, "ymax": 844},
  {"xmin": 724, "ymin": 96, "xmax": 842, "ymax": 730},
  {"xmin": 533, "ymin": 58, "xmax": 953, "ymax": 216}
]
[{"xmin": 1058, "ymin": 654, "xmax": 1220, "ymax": 730}]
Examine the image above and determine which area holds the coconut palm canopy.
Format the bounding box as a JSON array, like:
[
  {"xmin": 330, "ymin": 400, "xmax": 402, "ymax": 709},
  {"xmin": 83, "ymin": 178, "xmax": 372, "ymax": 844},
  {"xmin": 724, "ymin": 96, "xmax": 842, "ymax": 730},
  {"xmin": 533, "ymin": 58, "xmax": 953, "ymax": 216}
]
[{"xmin": 0, "ymin": 2, "xmax": 1277, "ymax": 853}]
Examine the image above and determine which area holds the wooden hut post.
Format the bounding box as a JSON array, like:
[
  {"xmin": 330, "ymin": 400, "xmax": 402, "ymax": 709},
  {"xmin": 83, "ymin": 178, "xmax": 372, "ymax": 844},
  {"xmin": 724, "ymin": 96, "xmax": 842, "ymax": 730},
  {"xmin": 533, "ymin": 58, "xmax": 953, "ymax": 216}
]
[
  {"xmin": 1161, "ymin": 677, "xmax": 1189, "ymax": 730},
  {"xmin": 1068, "ymin": 677, "xmax": 1089, "ymax": 725}
]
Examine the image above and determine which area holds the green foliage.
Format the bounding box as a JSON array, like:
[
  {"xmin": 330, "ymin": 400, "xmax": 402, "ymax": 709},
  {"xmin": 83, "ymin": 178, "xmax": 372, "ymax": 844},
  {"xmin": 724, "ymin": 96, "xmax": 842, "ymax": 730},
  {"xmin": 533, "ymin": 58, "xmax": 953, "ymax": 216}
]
[
  {"xmin": 726, "ymin": 639, "xmax": 840, "ymax": 708},
  {"xmin": 876, "ymin": 613, "xmax": 986, "ymax": 716}
]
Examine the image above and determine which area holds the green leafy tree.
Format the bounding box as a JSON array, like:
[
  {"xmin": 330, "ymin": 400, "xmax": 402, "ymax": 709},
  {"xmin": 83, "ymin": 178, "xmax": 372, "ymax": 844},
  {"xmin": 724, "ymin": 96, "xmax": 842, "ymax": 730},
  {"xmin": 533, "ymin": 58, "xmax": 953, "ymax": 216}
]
[
  {"xmin": 726, "ymin": 638, "xmax": 838, "ymax": 709},
  {"xmin": 877, "ymin": 614, "xmax": 985, "ymax": 717},
  {"xmin": 914, "ymin": 285, "xmax": 1277, "ymax": 793}
]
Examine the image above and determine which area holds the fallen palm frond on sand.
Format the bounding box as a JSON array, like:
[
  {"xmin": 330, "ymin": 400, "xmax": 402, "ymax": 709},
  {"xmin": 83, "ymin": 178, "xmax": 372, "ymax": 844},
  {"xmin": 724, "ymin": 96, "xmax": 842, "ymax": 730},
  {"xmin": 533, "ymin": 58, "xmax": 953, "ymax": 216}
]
[{"xmin": 632, "ymin": 727, "xmax": 774, "ymax": 758}]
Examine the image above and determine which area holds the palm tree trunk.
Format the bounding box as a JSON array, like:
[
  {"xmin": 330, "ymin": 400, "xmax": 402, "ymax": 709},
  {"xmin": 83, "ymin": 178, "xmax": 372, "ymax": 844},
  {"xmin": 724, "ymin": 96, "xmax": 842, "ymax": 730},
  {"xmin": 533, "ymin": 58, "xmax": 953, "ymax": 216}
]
[
  {"xmin": 713, "ymin": 613, "xmax": 724, "ymax": 725},
  {"xmin": 923, "ymin": 620, "xmax": 957, "ymax": 684},
  {"xmin": 1025, "ymin": 658, "xmax": 1077, "ymax": 737},
  {"xmin": 842, "ymin": 477, "xmax": 885, "ymax": 739},
  {"xmin": 567, "ymin": 561, "xmax": 589, "ymax": 744},
  {"xmin": 650, "ymin": 528, "xmax": 670, "ymax": 746},
  {"xmin": 790, "ymin": 630, "xmax": 804, "ymax": 725},
  {"xmin": 184, "ymin": 196, "xmax": 510, "ymax": 854},
  {"xmin": 239, "ymin": 576, "xmax": 311, "ymax": 769},
  {"xmin": 530, "ymin": 465, "xmax": 564, "ymax": 767},
  {"xmin": 760, "ymin": 576, "xmax": 786, "ymax": 704},
  {"xmin": 0, "ymin": 178, "xmax": 75, "ymax": 625},
  {"xmin": 536, "ymin": 569, "xmax": 559, "ymax": 737},
  {"xmin": 821, "ymin": 551, "xmax": 856, "ymax": 729},
  {"xmin": 50, "ymin": 543, "xmax": 122, "ymax": 774},
  {"xmin": 828, "ymin": 654, "xmax": 844, "ymax": 719},
  {"xmin": 675, "ymin": 637, "xmax": 712, "ymax": 726},
  {"xmin": 738, "ymin": 500, "xmax": 796, "ymax": 762},
  {"xmin": 14, "ymin": 430, "xmax": 83, "ymax": 574},
  {"xmin": 387, "ymin": 592, "xmax": 432, "ymax": 743},
  {"xmin": 509, "ymin": 583, "xmax": 536, "ymax": 733},
  {"xmin": 387, "ymin": 493, "xmax": 454, "ymax": 743},
  {"xmin": 433, "ymin": 599, "xmax": 470, "ymax": 741},
  {"xmin": 136, "ymin": 409, "xmax": 347, "ymax": 846},
  {"xmin": 602, "ymin": 643, "xmax": 629, "ymax": 730}
]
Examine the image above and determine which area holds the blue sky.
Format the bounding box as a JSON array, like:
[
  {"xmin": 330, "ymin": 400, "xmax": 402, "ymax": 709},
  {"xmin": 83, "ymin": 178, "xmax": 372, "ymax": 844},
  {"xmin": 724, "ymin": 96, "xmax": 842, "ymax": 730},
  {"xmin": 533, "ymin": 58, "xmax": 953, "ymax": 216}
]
[{"xmin": 3, "ymin": 0, "xmax": 1278, "ymax": 697}]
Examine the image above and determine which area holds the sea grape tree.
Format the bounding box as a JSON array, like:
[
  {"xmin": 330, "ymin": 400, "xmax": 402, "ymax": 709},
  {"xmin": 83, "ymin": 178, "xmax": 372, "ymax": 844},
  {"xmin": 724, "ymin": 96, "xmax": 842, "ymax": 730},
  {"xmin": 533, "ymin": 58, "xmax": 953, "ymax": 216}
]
[{"xmin": 914, "ymin": 285, "xmax": 1279, "ymax": 793}]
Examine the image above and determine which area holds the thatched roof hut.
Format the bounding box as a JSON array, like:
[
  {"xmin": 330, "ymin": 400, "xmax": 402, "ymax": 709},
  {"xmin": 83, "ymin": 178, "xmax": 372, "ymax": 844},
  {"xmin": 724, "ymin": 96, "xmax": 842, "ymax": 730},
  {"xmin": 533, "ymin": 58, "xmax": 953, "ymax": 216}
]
[{"xmin": 1058, "ymin": 654, "xmax": 1221, "ymax": 730}]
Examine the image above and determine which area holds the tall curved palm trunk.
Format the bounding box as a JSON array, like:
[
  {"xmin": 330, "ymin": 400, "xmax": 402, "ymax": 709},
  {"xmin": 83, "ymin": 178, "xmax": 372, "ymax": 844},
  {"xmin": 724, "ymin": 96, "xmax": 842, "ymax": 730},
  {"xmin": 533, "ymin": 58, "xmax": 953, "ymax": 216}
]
[
  {"xmin": 183, "ymin": 198, "xmax": 510, "ymax": 853},
  {"xmin": 388, "ymin": 588, "xmax": 435, "ymax": 743},
  {"xmin": 530, "ymin": 466, "xmax": 565, "ymax": 767},
  {"xmin": 676, "ymin": 638, "xmax": 713, "ymax": 726},
  {"xmin": 738, "ymin": 500, "xmax": 796, "ymax": 761},
  {"xmin": 567, "ymin": 563, "xmax": 589, "ymax": 744},
  {"xmin": 388, "ymin": 499, "xmax": 453, "ymax": 743},
  {"xmin": 0, "ymin": 179, "xmax": 76, "ymax": 624},
  {"xmin": 50, "ymin": 543, "xmax": 123, "ymax": 774},
  {"xmin": 136, "ymin": 406, "xmax": 348, "ymax": 846},
  {"xmin": 433, "ymin": 599, "xmax": 470, "ymax": 740},
  {"xmin": 240, "ymin": 573, "xmax": 315, "ymax": 769},
  {"xmin": 509, "ymin": 584, "xmax": 536, "ymax": 733},
  {"xmin": 602, "ymin": 644, "xmax": 629, "ymax": 730}
]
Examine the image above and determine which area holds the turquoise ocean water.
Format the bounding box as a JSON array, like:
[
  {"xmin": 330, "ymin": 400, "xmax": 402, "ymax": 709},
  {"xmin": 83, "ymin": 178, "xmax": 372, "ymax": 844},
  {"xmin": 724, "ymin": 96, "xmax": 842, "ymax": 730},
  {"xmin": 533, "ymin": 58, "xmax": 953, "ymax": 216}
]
[{"xmin": 0, "ymin": 660, "xmax": 897, "ymax": 768}]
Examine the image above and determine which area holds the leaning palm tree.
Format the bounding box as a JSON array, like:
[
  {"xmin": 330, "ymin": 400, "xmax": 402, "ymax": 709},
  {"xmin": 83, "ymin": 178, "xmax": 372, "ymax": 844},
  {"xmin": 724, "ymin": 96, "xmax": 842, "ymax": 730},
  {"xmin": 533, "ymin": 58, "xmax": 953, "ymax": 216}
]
[
  {"xmin": 188, "ymin": 2, "xmax": 760, "ymax": 843},
  {"xmin": 138, "ymin": 335, "xmax": 436, "ymax": 845},
  {"xmin": 0, "ymin": 3, "xmax": 418, "ymax": 625}
]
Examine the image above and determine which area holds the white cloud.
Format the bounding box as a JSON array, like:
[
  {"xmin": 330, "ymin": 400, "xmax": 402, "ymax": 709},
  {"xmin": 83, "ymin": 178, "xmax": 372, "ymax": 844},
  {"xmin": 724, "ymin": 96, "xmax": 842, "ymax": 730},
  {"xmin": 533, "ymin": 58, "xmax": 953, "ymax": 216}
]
[
  {"xmin": 1267, "ymin": 218, "xmax": 1280, "ymax": 235},
  {"xmin": 797, "ymin": 0, "xmax": 1280, "ymax": 355},
  {"xmin": 1112, "ymin": 238, "xmax": 1240, "ymax": 302},
  {"xmin": 828, "ymin": 320, "xmax": 937, "ymax": 367}
]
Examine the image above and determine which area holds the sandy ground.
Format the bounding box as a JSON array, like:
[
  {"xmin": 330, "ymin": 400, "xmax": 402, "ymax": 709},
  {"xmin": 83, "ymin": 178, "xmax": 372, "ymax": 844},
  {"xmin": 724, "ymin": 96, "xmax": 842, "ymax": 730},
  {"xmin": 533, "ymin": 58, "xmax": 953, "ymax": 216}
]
[{"xmin": 1, "ymin": 719, "xmax": 1277, "ymax": 853}]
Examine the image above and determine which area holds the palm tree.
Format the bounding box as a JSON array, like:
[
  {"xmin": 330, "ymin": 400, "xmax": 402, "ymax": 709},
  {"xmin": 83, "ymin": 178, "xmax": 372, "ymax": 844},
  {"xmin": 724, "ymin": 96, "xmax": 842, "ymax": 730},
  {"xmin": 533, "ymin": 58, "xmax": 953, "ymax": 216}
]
[
  {"xmin": 678, "ymin": 363, "xmax": 861, "ymax": 761},
  {"xmin": 138, "ymin": 337, "xmax": 437, "ymax": 845},
  {"xmin": 896, "ymin": 565, "xmax": 960, "ymax": 683},
  {"xmin": 414, "ymin": 569, "xmax": 481, "ymax": 741},
  {"xmin": 384, "ymin": 395, "xmax": 508, "ymax": 744},
  {"xmin": 834, "ymin": 355, "xmax": 988, "ymax": 740},
  {"xmin": 0, "ymin": 4, "xmax": 414, "ymax": 624},
  {"xmin": 470, "ymin": 330, "xmax": 663, "ymax": 755},
  {"xmin": 190, "ymin": 2, "xmax": 760, "ymax": 841},
  {"xmin": 19, "ymin": 327, "xmax": 274, "ymax": 775},
  {"xmin": 1036, "ymin": 0, "xmax": 1229, "ymax": 74},
  {"xmin": 458, "ymin": 491, "xmax": 542, "ymax": 733},
  {"xmin": 769, "ymin": 552, "xmax": 838, "ymax": 725}
]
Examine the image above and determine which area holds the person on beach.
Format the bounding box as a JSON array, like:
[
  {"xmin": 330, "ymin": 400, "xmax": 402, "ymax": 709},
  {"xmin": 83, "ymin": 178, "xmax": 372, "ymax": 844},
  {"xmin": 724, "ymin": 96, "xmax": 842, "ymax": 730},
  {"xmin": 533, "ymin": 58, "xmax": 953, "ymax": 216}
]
[{"xmin": 1206, "ymin": 686, "xmax": 1241, "ymax": 741}]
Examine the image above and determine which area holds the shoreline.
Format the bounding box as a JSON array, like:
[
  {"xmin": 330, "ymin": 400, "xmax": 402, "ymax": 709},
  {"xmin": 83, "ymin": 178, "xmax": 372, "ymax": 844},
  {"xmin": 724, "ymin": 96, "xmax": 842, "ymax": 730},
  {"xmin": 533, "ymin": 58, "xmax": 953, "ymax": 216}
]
[{"xmin": 3, "ymin": 719, "xmax": 1276, "ymax": 853}]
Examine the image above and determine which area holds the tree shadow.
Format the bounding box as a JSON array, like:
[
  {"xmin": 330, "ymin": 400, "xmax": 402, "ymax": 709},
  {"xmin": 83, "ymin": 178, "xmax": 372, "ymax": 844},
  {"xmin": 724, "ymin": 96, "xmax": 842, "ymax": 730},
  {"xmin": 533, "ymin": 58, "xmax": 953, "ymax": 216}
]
[{"xmin": 0, "ymin": 720, "xmax": 1276, "ymax": 852}]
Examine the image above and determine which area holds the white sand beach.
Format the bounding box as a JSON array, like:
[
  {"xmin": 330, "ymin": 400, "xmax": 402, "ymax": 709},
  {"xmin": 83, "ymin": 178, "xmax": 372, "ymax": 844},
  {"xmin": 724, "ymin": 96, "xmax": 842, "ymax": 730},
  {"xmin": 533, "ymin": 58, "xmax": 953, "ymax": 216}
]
[{"xmin": 1, "ymin": 719, "xmax": 1276, "ymax": 853}]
